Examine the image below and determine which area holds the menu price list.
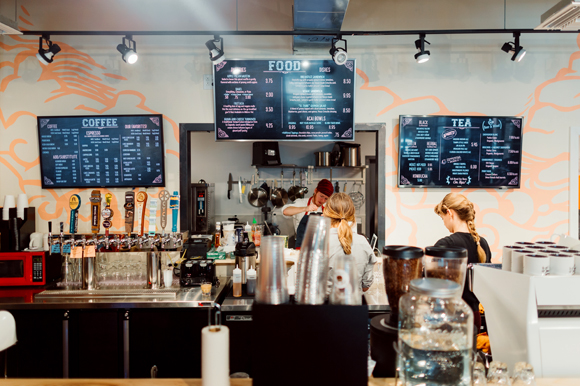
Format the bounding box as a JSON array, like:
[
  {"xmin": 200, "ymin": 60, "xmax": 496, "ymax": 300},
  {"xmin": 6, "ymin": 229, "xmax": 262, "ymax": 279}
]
[
  {"xmin": 37, "ymin": 115, "xmax": 165, "ymax": 188},
  {"xmin": 398, "ymin": 116, "xmax": 523, "ymax": 188},
  {"xmin": 214, "ymin": 59, "xmax": 356, "ymax": 141}
]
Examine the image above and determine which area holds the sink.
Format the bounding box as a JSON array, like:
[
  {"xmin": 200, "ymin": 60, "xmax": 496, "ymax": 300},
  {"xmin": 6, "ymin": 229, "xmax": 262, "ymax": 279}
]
[{"xmin": 35, "ymin": 287, "xmax": 181, "ymax": 299}]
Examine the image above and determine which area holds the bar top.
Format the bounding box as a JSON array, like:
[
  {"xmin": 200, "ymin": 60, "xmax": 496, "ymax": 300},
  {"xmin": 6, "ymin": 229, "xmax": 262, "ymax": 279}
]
[
  {"xmin": 0, "ymin": 278, "xmax": 230, "ymax": 310},
  {"xmin": 0, "ymin": 378, "xmax": 577, "ymax": 385}
]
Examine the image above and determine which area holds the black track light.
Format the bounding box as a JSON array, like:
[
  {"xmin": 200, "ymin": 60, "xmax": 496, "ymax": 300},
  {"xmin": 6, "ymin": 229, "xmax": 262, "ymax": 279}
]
[
  {"xmin": 36, "ymin": 35, "xmax": 61, "ymax": 65},
  {"xmin": 117, "ymin": 35, "xmax": 138, "ymax": 64},
  {"xmin": 329, "ymin": 36, "xmax": 348, "ymax": 66},
  {"xmin": 414, "ymin": 33, "xmax": 430, "ymax": 63},
  {"xmin": 501, "ymin": 32, "xmax": 526, "ymax": 62},
  {"xmin": 205, "ymin": 35, "xmax": 225, "ymax": 65}
]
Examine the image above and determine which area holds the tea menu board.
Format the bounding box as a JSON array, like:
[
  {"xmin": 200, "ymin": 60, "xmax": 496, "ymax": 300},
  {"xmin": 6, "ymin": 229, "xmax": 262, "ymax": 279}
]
[
  {"xmin": 398, "ymin": 115, "xmax": 523, "ymax": 188},
  {"xmin": 37, "ymin": 114, "xmax": 166, "ymax": 188},
  {"xmin": 213, "ymin": 59, "xmax": 356, "ymax": 141}
]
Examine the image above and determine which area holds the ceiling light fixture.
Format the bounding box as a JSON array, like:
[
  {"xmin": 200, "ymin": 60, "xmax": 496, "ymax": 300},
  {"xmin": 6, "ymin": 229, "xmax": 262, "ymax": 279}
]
[
  {"xmin": 36, "ymin": 34, "xmax": 61, "ymax": 65},
  {"xmin": 117, "ymin": 35, "xmax": 138, "ymax": 64},
  {"xmin": 414, "ymin": 33, "xmax": 431, "ymax": 63},
  {"xmin": 205, "ymin": 35, "xmax": 225, "ymax": 65},
  {"xmin": 501, "ymin": 32, "xmax": 526, "ymax": 62},
  {"xmin": 329, "ymin": 36, "xmax": 348, "ymax": 65}
]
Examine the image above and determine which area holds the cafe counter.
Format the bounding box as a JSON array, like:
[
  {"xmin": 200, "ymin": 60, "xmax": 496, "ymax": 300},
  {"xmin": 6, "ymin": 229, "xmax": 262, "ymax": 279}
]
[{"xmin": 0, "ymin": 281, "xmax": 229, "ymax": 379}]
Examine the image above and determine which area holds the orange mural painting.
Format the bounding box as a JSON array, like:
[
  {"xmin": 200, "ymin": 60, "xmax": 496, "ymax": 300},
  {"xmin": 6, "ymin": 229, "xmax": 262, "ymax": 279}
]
[
  {"xmin": 356, "ymin": 33, "xmax": 580, "ymax": 262},
  {"xmin": 0, "ymin": 9, "xmax": 180, "ymax": 233}
]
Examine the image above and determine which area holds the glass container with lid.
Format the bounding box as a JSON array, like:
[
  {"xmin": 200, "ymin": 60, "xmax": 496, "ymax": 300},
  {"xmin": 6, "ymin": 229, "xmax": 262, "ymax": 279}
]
[
  {"xmin": 382, "ymin": 245, "xmax": 424, "ymax": 327},
  {"xmin": 398, "ymin": 278, "xmax": 473, "ymax": 386},
  {"xmin": 424, "ymin": 246, "xmax": 468, "ymax": 292}
]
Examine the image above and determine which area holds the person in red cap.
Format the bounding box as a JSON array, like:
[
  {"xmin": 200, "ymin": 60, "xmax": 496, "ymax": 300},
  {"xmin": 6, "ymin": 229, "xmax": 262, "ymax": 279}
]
[{"xmin": 282, "ymin": 179, "xmax": 334, "ymax": 248}]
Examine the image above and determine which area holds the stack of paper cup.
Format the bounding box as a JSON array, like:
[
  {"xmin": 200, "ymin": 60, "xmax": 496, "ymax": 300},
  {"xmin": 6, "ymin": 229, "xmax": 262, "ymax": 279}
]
[
  {"xmin": 523, "ymin": 253, "xmax": 550, "ymax": 276},
  {"xmin": 549, "ymin": 253, "xmax": 575, "ymax": 276},
  {"xmin": 2, "ymin": 195, "xmax": 15, "ymax": 221},
  {"xmin": 16, "ymin": 193, "xmax": 28, "ymax": 220},
  {"xmin": 511, "ymin": 249, "xmax": 529, "ymax": 273},
  {"xmin": 502, "ymin": 245, "xmax": 520, "ymax": 271}
]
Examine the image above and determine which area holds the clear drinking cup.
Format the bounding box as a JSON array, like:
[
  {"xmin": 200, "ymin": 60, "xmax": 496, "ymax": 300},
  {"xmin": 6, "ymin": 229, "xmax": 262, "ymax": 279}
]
[
  {"xmin": 255, "ymin": 236, "xmax": 288, "ymax": 304},
  {"xmin": 473, "ymin": 362, "xmax": 487, "ymax": 385},
  {"xmin": 487, "ymin": 361, "xmax": 511, "ymax": 385},
  {"xmin": 512, "ymin": 362, "xmax": 537, "ymax": 386},
  {"xmin": 295, "ymin": 216, "xmax": 331, "ymax": 305}
]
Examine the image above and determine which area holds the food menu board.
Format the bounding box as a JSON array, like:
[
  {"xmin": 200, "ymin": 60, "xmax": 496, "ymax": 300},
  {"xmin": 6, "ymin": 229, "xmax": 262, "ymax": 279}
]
[
  {"xmin": 398, "ymin": 115, "xmax": 523, "ymax": 188},
  {"xmin": 214, "ymin": 59, "xmax": 356, "ymax": 141},
  {"xmin": 37, "ymin": 114, "xmax": 166, "ymax": 188}
]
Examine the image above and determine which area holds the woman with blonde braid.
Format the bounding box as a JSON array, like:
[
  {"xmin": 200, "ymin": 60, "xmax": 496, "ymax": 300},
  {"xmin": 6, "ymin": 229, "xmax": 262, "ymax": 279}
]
[
  {"xmin": 434, "ymin": 193, "xmax": 491, "ymax": 330},
  {"xmin": 323, "ymin": 193, "xmax": 376, "ymax": 294}
]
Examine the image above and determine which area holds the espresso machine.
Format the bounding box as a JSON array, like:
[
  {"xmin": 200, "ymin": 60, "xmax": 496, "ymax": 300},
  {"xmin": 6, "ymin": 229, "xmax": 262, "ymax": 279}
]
[
  {"xmin": 179, "ymin": 258, "xmax": 217, "ymax": 287},
  {"xmin": 190, "ymin": 181, "xmax": 215, "ymax": 235}
]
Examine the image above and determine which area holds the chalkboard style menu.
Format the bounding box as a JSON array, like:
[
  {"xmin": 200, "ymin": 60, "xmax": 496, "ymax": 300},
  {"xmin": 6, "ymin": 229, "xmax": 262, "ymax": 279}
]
[
  {"xmin": 37, "ymin": 114, "xmax": 166, "ymax": 189},
  {"xmin": 214, "ymin": 59, "xmax": 356, "ymax": 141},
  {"xmin": 398, "ymin": 115, "xmax": 523, "ymax": 188}
]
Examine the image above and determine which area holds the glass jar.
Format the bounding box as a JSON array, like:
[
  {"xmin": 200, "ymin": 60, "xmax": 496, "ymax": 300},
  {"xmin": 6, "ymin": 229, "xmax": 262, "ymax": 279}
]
[{"xmin": 398, "ymin": 278, "xmax": 473, "ymax": 386}]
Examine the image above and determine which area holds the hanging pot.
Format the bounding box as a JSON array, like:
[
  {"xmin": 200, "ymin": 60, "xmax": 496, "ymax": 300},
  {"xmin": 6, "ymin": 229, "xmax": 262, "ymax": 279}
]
[
  {"xmin": 248, "ymin": 181, "xmax": 268, "ymax": 208},
  {"xmin": 270, "ymin": 180, "xmax": 288, "ymax": 208}
]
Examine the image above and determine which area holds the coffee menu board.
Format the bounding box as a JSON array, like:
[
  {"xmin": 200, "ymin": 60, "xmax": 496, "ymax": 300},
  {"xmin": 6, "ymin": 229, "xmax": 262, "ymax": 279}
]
[
  {"xmin": 398, "ymin": 115, "xmax": 523, "ymax": 188},
  {"xmin": 213, "ymin": 59, "xmax": 356, "ymax": 141},
  {"xmin": 37, "ymin": 114, "xmax": 166, "ymax": 188}
]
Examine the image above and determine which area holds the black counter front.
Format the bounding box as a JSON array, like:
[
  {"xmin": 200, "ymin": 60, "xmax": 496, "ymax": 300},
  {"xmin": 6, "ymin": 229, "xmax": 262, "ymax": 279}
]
[{"xmin": 0, "ymin": 280, "xmax": 229, "ymax": 379}]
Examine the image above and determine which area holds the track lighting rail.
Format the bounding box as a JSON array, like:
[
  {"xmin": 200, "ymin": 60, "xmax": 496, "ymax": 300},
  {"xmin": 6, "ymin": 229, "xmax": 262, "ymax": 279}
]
[{"xmin": 19, "ymin": 28, "xmax": 579, "ymax": 37}]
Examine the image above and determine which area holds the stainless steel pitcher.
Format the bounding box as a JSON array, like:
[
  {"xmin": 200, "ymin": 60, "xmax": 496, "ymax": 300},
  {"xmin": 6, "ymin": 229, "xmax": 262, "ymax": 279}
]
[{"xmin": 146, "ymin": 249, "xmax": 162, "ymax": 289}]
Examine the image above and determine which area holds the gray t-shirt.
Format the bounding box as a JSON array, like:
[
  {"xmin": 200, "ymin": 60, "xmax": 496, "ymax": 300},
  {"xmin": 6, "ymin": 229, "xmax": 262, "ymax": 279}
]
[{"xmin": 328, "ymin": 228, "xmax": 377, "ymax": 292}]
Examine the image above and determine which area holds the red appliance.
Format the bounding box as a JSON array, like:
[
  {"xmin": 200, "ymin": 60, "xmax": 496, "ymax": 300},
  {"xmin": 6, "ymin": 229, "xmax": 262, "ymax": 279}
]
[{"xmin": 0, "ymin": 251, "xmax": 58, "ymax": 286}]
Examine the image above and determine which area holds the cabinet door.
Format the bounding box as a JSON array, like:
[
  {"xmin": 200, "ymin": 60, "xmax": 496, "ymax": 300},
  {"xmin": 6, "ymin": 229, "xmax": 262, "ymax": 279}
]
[
  {"xmin": 7, "ymin": 309, "xmax": 64, "ymax": 378},
  {"xmin": 69, "ymin": 309, "xmax": 122, "ymax": 378},
  {"xmin": 129, "ymin": 308, "xmax": 209, "ymax": 378}
]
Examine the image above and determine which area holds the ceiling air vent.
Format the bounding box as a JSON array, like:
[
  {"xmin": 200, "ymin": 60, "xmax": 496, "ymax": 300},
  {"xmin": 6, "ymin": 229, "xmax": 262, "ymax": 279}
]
[
  {"xmin": 536, "ymin": 0, "xmax": 580, "ymax": 30},
  {"xmin": 0, "ymin": 14, "xmax": 21, "ymax": 35}
]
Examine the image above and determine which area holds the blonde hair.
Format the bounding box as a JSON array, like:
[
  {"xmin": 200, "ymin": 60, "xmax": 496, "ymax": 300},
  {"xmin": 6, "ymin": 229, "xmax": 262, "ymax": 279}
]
[
  {"xmin": 434, "ymin": 193, "xmax": 486, "ymax": 263},
  {"xmin": 323, "ymin": 193, "xmax": 356, "ymax": 255}
]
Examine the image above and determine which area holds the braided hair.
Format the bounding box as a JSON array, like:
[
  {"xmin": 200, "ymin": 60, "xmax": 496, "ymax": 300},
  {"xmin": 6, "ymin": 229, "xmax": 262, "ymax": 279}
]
[
  {"xmin": 323, "ymin": 193, "xmax": 356, "ymax": 255},
  {"xmin": 434, "ymin": 193, "xmax": 486, "ymax": 263}
]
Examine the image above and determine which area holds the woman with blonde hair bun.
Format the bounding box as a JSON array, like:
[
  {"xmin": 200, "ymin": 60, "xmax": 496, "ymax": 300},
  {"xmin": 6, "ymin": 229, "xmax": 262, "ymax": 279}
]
[
  {"xmin": 434, "ymin": 192, "xmax": 491, "ymax": 330},
  {"xmin": 323, "ymin": 193, "xmax": 376, "ymax": 293}
]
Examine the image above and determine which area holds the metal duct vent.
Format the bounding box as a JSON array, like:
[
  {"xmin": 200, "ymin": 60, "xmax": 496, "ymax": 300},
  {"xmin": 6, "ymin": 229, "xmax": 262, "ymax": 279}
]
[
  {"xmin": 293, "ymin": 0, "xmax": 350, "ymax": 55},
  {"xmin": 0, "ymin": 14, "xmax": 21, "ymax": 35},
  {"xmin": 536, "ymin": 0, "xmax": 580, "ymax": 30}
]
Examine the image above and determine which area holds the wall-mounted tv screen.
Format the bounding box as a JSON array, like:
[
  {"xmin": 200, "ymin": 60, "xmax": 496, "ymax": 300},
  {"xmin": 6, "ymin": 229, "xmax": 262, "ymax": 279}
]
[
  {"xmin": 398, "ymin": 115, "xmax": 523, "ymax": 188},
  {"xmin": 213, "ymin": 59, "xmax": 356, "ymax": 141},
  {"xmin": 37, "ymin": 114, "xmax": 166, "ymax": 189}
]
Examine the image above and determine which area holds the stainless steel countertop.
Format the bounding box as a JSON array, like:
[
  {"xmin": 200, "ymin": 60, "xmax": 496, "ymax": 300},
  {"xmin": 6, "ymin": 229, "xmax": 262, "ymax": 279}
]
[
  {"xmin": 221, "ymin": 297, "xmax": 253, "ymax": 312},
  {"xmin": 0, "ymin": 278, "xmax": 230, "ymax": 310}
]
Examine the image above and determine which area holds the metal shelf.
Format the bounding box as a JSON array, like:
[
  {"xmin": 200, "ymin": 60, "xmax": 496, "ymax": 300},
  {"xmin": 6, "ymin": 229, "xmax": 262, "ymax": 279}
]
[{"xmin": 253, "ymin": 164, "xmax": 368, "ymax": 185}]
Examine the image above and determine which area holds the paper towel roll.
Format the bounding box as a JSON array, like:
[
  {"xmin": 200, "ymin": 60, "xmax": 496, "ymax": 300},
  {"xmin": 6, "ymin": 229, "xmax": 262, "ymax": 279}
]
[{"xmin": 201, "ymin": 325, "xmax": 229, "ymax": 386}]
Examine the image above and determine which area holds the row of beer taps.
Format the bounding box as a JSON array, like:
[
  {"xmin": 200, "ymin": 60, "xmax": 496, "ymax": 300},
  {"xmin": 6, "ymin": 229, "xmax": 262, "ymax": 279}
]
[{"xmin": 48, "ymin": 221, "xmax": 185, "ymax": 253}]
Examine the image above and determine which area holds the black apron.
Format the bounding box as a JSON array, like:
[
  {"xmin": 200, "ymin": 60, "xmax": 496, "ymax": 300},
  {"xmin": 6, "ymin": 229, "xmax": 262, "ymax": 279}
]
[{"xmin": 295, "ymin": 212, "xmax": 322, "ymax": 249}]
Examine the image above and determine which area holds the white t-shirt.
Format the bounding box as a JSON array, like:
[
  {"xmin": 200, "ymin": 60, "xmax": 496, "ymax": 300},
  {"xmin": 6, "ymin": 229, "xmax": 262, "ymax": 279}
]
[{"xmin": 281, "ymin": 197, "xmax": 323, "ymax": 233}]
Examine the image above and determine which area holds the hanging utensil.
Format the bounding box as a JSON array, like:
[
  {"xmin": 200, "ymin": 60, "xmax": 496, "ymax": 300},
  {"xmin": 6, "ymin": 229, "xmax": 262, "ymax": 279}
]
[
  {"xmin": 349, "ymin": 182, "xmax": 365, "ymax": 210},
  {"xmin": 288, "ymin": 170, "xmax": 301, "ymax": 202},
  {"xmin": 334, "ymin": 180, "xmax": 340, "ymax": 193},
  {"xmin": 248, "ymin": 175, "xmax": 268, "ymax": 207},
  {"xmin": 238, "ymin": 176, "xmax": 243, "ymax": 204},
  {"xmin": 227, "ymin": 173, "xmax": 233, "ymax": 200},
  {"xmin": 270, "ymin": 178, "xmax": 288, "ymax": 208}
]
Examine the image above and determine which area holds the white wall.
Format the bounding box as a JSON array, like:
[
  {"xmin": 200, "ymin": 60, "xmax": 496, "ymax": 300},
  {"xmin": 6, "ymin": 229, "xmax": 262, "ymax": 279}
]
[{"xmin": 1, "ymin": 17, "xmax": 579, "ymax": 261}]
